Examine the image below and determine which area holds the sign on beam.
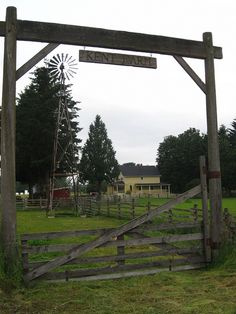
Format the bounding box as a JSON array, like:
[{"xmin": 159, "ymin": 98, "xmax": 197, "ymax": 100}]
[{"xmin": 79, "ymin": 50, "xmax": 157, "ymax": 69}]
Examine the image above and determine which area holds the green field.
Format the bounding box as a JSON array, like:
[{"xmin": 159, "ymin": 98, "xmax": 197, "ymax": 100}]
[{"xmin": 0, "ymin": 198, "xmax": 236, "ymax": 314}]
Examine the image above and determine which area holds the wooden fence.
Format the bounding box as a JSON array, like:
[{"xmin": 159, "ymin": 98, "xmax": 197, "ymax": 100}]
[
  {"xmin": 78, "ymin": 197, "xmax": 204, "ymax": 220},
  {"xmin": 16, "ymin": 198, "xmax": 75, "ymax": 210},
  {"xmin": 19, "ymin": 157, "xmax": 236, "ymax": 283},
  {"xmin": 21, "ymin": 210, "xmax": 206, "ymax": 282},
  {"xmin": 21, "ymin": 207, "xmax": 236, "ymax": 283}
]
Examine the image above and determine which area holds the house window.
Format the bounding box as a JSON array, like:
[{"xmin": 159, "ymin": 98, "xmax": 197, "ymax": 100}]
[
  {"xmin": 130, "ymin": 185, "xmax": 133, "ymax": 191},
  {"xmin": 141, "ymin": 177, "xmax": 143, "ymax": 180}
]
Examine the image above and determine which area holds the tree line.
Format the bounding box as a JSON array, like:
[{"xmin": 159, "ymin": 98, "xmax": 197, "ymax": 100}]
[
  {"xmin": 13, "ymin": 65, "xmax": 236, "ymax": 197},
  {"xmin": 156, "ymin": 122, "xmax": 236, "ymax": 194}
]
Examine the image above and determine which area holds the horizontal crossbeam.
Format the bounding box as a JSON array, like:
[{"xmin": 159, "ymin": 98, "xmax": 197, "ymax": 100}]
[{"xmin": 0, "ymin": 20, "xmax": 222, "ymax": 59}]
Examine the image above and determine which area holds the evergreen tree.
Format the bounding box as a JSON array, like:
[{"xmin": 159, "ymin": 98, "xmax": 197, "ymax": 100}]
[
  {"xmin": 79, "ymin": 115, "xmax": 119, "ymax": 194},
  {"xmin": 219, "ymin": 123, "xmax": 236, "ymax": 194},
  {"xmin": 16, "ymin": 66, "xmax": 81, "ymax": 196},
  {"xmin": 228, "ymin": 119, "xmax": 236, "ymax": 146}
]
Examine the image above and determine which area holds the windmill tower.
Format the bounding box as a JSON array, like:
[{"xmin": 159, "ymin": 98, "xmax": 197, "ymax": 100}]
[{"xmin": 47, "ymin": 53, "xmax": 80, "ymax": 216}]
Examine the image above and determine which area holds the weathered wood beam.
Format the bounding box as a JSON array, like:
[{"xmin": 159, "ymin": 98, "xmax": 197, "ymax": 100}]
[
  {"xmin": 16, "ymin": 43, "xmax": 59, "ymax": 80},
  {"xmin": 203, "ymin": 32, "xmax": 222, "ymax": 259},
  {"xmin": 0, "ymin": 21, "xmax": 4, "ymax": 35},
  {"xmin": 199, "ymin": 156, "xmax": 211, "ymax": 262},
  {"xmin": 173, "ymin": 55, "xmax": 206, "ymax": 93},
  {"xmin": 1, "ymin": 6, "xmax": 17, "ymax": 268},
  {"xmin": 45, "ymin": 264, "xmax": 204, "ymax": 282},
  {"xmin": 0, "ymin": 18, "xmax": 223, "ymax": 59}
]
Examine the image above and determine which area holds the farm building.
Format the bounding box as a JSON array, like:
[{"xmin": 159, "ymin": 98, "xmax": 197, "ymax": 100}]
[
  {"xmin": 53, "ymin": 187, "xmax": 70, "ymax": 199},
  {"xmin": 107, "ymin": 164, "xmax": 170, "ymax": 197}
]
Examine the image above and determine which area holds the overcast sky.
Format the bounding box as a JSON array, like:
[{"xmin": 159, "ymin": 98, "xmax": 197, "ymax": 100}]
[{"xmin": 0, "ymin": 0, "xmax": 235, "ymax": 165}]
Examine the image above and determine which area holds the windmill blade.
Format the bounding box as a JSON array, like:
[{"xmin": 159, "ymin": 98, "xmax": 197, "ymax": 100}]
[
  {"xmin": 57, "ymin": 53, "xmax": 62, "ymax": 62},
  {"xmin": 64, "ymin": 53, "xmax": 69, "ymax": 62},
  {"xmin": 67, "ymin": 55, "xmax": 73, "ymax": 63},
  {"xmin": 49, "ymin": 58, "xmax": 58, "ymax": 66},
  {"xmin": 50, "ymin": 70, "xmax": 59, "ymax": 77},
  {"xmin": 48, "ymin": 63, "xmax": 58, "ymax": 69},
  {"xmin": 69, "ymin": 67, "xmax": 78, "ymax": 71},
  {"xmin": 68, "ymin": 58, "xmax": 76, "ymax": 63},
  {"xmin": 68, "ymin": 59, "xmax": 77, "ymax": 66},
  {"xmin": 61, "ymin": 53, "xmax": 64, "ymax": 62},
  {"xmin": 53, "ymin": 55, "xmax": 60, "ymax": 63},
  {"xmin": 68, "ymin": 71, "xmax": 74, "ymax": 78},
  {"xmin": 69, "ymin": 69, "xmax": 77, "ymax": 75},
  {"xmin": 68, "ymin": 63, "xmax": 78, "ymax": 68},
  {"xmin": 65, "ymin": 72, "xmax": 70, "ymax": 81}
]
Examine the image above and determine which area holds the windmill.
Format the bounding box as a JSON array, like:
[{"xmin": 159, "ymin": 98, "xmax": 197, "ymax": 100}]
[{"xmin": 47, "ymin": 53, "xmax": 80, "ymax": 216}]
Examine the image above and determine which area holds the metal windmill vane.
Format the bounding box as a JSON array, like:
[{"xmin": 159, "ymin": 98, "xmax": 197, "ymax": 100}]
[{"xmin": 48, "ymin": 53, "xmax": 78, "ymax": 82}]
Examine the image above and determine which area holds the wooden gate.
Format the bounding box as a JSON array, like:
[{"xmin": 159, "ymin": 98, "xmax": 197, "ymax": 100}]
[{"xmin": 21, "ymin": 160, "xmax": 211, "ymax": 282}]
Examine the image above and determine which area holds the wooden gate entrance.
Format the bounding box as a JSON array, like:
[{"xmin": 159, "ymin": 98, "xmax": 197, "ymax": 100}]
[
  {"xmin": 1, "ymin": 6, "xmax": 222, "ymax": 273},
  {"xmin": 21, "ymin": 157, "xmax": 210, "ymax": 282}
]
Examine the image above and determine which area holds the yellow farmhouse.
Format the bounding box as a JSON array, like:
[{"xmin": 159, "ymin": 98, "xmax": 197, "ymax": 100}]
[{"xmin": 107, "ymin": 164, "xmax": 170, "ymax": 197}]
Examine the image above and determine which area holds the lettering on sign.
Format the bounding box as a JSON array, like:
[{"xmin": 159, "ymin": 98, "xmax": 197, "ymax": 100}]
[{"xmin": 79, "ymin": 50, "xmax": 157, "ymax": 69}]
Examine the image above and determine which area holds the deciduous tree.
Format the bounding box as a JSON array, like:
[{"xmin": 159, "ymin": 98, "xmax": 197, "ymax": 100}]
[{"xmin": 157, "ymin": 128, "xmax": 207, "ymax": 193}]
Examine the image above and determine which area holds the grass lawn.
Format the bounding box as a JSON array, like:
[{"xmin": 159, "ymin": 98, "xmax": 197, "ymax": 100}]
[{"xmin": 0, "ymin": 198, "xmax": 236, "ymax": 314}]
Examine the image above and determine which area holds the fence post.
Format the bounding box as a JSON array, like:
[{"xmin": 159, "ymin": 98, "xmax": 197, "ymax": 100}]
[
  {"xmin": 1, "ymin": 7, "xmax": 17, "ymax": 271},
  {"xmin": 117, "ymin": 234, "xmax": 125, "ymax": 266},
  {"xmin": 118, "ymin": 196, "xmax": 121, "ymax": 219},
  {"xmin": 147, "ymin": 199, "xmax": 151, "ymax": 213},
  {"xmin": 21, "ymin": 239, "xmax": 29, "ymax": 276},
  {"xmin": 97, "ymin": 199, "xmax": 101, "ymax": 216},
  {"xmin": 193, "ymin": 204, "xmax": 198, "ymax": 222},
  {"xmin": 200, "ymin": 156, "xmax": 211, "ymax": 262},
  {"xmin": 203, "ymin": 32, "xmax": 222, "ymax": 259},
  {"xmin": 89, "ymin": 198, "xmax": 92, "ymax": 216},
  {"xmin": 131, "ymin": 198, "xmax": 135, "ymax": 219},
  {"xmin": 168, "ymin": 209, "xmax": 173, "ymax": 223},
  {"xmin": 107, "ymin": 199, "xmax": 110, "ymax": 217}
]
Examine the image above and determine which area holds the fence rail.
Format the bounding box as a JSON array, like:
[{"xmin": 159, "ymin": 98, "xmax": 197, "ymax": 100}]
[{"xmin": 21, "ymin": 218, "xmax": 206, "ymax": 282}]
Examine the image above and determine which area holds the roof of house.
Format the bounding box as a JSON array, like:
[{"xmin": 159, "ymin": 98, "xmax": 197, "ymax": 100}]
[{"xmin": 120, "ymin": 164, "xmax": 160, "ymax": 177}]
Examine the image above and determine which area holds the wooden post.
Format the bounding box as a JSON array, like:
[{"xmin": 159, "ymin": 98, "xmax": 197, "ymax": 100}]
[
  {"xmin": 21, "ymin": 240, "xmax": 29, "ymax": 275},
  {"xmin": 203, "ymin": 32, "xmax": 222, "ymax": 258},
  {"xmin": 117, "ymin": 234, "xmax": 125, "ymax": 266},
  {"xmin": 193, "ymin": 204, "xmax": 198, "ymax": 222},
  {"xmin": 118, "ymin": 196, "xmax": 121, "ymax": 219},
  {"xmin": 107, "ymin": 199, "xmax": 110, "ymax": 217},
  {"xmin": 0, "ymin": 7, "xmax": 17, "ymax": 270},
  {"xmin": 168, "ymin": 209, "xmax": 173, "ymax": 223},
  {"xmin": 199, "ymin": 156, "xmax": 211, "ymax": 262},
  {"xmin": 131, "ymin": 198, "xmax": 135, "ymax": 219}
]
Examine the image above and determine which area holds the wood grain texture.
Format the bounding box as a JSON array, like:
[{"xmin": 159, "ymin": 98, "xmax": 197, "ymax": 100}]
[
  {"xmin": 0, "ymin": 18, "xmax": 223, "ymax": 59},
  {"xmin": 16, "ymin": 43, "xmax": 59, "ymax": 80}
]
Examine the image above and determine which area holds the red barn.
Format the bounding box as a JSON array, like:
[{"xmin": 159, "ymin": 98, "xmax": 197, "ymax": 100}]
[{"xmin": 53, "ymin": 187, "xmax": 70, "ymax": 199}]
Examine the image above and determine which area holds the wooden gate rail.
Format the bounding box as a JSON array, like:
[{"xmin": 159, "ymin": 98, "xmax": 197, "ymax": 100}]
[
  {"xmin": 21, "ymin": 185, "xmax": 209, "ymax": 283},
  {"xmin": 21, "ymin": 224, "xmax": 205, "ymax": 282}
]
